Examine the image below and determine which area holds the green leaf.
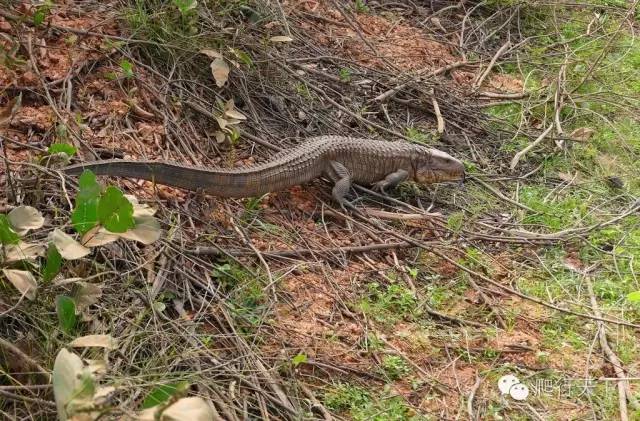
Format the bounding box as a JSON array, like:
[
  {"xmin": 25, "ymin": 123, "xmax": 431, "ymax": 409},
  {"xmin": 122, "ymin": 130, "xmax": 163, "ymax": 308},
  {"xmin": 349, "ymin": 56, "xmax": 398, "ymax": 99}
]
[
  {"xmin": 141, "ymin": 382, "xmax": 189, "ymax": 409},
  {"xmin": 72, "ymin": 199, "xmax": 99, "ymax": 234},
  {"xmin": 43, "ymin": 243, "xmax": 63, "ymax": 282},
  {"xmin": 48, "ymin": 143, "xmax": 77, "ymax": 157},
  {"xmin": 119, "ymin": 60, "xmax": 134, "ymax": 78},
  {"xmin": 77, "ymin": 170, "xmax": 102, "ymax": 201},
  {"xmin": 56, "ymin": 295, "xmax": 77, "ymax": 334},
  {"xmin": 0, "ymin": 214, "xmax": 20, "ymax": 245},
  {"xmin": 627, "ymin": 291, "xmax": 640, "ymax": 303},
  {"xmin": 72, "ymin": 171, "xmax": 101, "ymax": 234},
  {"xmin": 291, "ymin": 353, "xmax": 307, "ymax": 367},
  {"xmin": 232, "ymin": 49, "xmax": 253, "ymax": 67},
  {"xmin": 97, "ymin": 187, "xmax": 135, "ymax": 233}
]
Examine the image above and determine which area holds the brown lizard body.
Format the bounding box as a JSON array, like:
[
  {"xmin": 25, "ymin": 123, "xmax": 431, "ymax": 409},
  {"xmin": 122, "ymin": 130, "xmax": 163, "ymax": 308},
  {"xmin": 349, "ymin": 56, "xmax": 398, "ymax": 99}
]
[{"xmin": 63, "ymin": 136, "xmax": 465, "ymax": 203}]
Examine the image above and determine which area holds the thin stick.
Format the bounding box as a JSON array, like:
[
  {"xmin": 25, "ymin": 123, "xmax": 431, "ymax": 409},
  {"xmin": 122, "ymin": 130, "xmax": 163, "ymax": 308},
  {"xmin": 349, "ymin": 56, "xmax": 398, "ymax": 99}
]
[
  {"xmin": 431, "ymin": 92, "xmax": 445, "ymax": 134},
  {"xmin": 510, "ymin": 123, "xmax": 554, "ymax": 170},
  {"xmin": 0, "ymin": 337, "xmax": 49, "ymax": 378},
  {"xmin": 471, "ymin": 176, "xmax": 536, "ymax": 213},
  {"xmin": 585, "ymin": 276, "xmax": 631, "ymax": 420},
  {"xmin": 374, "ymin": 61, "xmax": 467, "ymax": 102},
  {"xmin": 467, "ymin": 376, "xmax": 482, "ymax": 421},
  {"xmin": 473, "ymin": 41, "xmax": 511, "ymax": 90}
]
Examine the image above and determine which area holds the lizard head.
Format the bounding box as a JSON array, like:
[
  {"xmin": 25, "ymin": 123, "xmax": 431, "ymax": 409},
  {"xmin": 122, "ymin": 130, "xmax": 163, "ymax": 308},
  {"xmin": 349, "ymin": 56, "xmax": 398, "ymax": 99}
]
[{"xmin": 413, "ymin": 148, "xmax": 465, "ymax": 184}]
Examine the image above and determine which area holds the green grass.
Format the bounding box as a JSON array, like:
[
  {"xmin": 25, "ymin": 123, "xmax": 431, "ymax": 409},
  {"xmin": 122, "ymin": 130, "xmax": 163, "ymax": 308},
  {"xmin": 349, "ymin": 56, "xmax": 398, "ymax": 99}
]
[
  {"xmin": 324, "ymin": 383, "xmax": 425, "ymax": 421},
  {"xmin": 357, "ymin": 282, "xmax": 419, "ymax": 325},
  {"xmin": 518, "ymin": 186, "xmax": 593, "ymax": 230},
  {"xmin": 380, "ymin": 355, "xmax": 411, "ymax": 380},
  {"xmin": 212, "ymin": 261, "xmax": 268, "ymax": 330}
]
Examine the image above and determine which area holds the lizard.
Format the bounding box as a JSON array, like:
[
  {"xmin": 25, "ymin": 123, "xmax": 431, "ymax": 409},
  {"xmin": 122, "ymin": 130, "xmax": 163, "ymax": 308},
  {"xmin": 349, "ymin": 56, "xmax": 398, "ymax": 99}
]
[{"xmin": 63, "ymin": 135, "xmax": 465, "ymax": 205}]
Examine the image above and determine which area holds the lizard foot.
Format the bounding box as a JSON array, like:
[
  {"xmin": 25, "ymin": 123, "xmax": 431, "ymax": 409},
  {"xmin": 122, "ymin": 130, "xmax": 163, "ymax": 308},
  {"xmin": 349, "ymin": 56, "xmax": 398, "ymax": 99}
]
[{"xmin": 371, "ymin": 181, "xmax": 390, "ymax": 196}]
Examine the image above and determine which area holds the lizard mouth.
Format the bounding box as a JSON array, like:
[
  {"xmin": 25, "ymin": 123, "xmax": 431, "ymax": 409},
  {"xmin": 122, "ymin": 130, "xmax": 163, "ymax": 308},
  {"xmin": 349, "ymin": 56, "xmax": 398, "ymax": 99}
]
[{"xmin": 418, "ymin": 169, "xmax": 465, "ymax": 184}]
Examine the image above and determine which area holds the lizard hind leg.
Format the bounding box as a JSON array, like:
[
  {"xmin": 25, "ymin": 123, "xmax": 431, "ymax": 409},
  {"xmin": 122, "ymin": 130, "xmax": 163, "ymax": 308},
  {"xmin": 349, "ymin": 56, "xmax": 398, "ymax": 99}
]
[{"xmin": 327, "ymin": 161, "xmax": 354, "ymax": 207}]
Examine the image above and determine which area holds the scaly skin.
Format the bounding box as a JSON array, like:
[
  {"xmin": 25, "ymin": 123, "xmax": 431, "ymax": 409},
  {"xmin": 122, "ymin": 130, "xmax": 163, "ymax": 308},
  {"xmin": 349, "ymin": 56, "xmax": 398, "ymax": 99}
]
[{"xmin": 63, "ymin": 136, "xmax": 465, "ymax": 203}]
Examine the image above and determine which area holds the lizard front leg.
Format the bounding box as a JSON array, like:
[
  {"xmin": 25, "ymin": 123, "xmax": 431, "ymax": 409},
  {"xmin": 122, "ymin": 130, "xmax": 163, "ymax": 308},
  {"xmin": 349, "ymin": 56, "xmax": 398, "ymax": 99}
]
[{"xmin": 371, "ymin": 169, "xmax": 409, "ymax": 195}]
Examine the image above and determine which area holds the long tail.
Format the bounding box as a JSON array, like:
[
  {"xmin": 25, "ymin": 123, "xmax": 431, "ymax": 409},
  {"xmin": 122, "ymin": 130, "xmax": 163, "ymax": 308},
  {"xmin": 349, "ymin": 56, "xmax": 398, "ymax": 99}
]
[{"xmin": 63, "ymin": 160, "xmax": 253, "ymax": 197}]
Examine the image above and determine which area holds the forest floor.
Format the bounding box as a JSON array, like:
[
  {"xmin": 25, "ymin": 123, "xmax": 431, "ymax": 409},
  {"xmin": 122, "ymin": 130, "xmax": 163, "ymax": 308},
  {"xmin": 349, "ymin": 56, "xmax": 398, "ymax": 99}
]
[{"xmin": 1, "ymin": 0, "xmax": 639, "ymax": 420}]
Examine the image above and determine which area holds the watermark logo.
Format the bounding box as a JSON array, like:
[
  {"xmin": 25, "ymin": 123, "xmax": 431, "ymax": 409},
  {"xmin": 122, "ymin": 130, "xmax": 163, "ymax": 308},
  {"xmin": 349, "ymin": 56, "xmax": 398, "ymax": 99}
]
[{"xmin": 498, "ymin": 375, "xmax": 530, "ymax": 401}]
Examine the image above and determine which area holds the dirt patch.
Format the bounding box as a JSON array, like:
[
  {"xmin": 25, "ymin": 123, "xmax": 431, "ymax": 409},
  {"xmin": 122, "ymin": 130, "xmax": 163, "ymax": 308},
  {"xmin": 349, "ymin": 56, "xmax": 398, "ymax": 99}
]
[
  {"xmin": 265, "ymin": 264, "xmax": 370, "ymax": 369},
  {"xmin": 291, "ymin": 1, "xmax": 458, "ymax": 72}
]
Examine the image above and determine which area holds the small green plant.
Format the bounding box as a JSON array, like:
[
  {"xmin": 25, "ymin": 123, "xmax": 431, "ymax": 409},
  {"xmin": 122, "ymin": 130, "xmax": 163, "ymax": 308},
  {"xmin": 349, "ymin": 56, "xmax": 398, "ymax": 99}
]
[
  {"xmin": 353, "ymin": 0, "xmax": 368, "ymax": 13},
  {"xmin": 338, "ymin": 68, "xmax": 352, "ymax": 82},
  {"xmin": 47, "ymin": 143, "xmax": 77, "ymax": 157},
  {"xmin": 72, "ymin": 171, "xmax": 135, "ymax": 234},
  {"xmin": 627, "ymin": 291, "xmax": 640, "ymax": 303},
  {"xmin": 358, "ymin": 282, "xmax": 418, "ymax": 324},
  {"xmin": 381, "ymin": 355, "xmax": 410, "ymax": 380},
  {"xmin": 295, "ymin": 82, "xmax": 311, "ymax": 98},
  {"xmin": 173, "ymin": 0, "xmax": 197, "ymax": 15},
  {"xmin": 447, "ymin": 212, "xmax": 465, "ymax": 232},
  {"xmin": 325, "ymin": 384, "xmax": 420, "ymax": 420},
  {"xmin": 405, "ymin": 127, "xmax": 430, "ymax": 144},
  {"xmin": 360, "ymin": 332, "xmax": 384, "ymax": 352},
  {"xmin": 324, "ymin": 383, "xmax": 371, "ymax": 411},
  {"xmin": 33, "ymin": 0, "xmax": 53, "ymax": 26},
  {"xmin": 119, "ymin": 59, "xmax": 135, "ymax": 79},
  {"xmin": 291, "ymin": 353, "xmax": 307, "ymax": 367},
  {"xmin": 213, "ymin": 261, "xmax": 266, "ymax": 328}
]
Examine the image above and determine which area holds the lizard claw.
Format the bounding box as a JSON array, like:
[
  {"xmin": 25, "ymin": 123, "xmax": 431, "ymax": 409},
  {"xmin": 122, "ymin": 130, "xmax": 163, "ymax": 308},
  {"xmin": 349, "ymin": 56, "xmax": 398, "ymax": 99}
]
[{"xmin": 371, "ymin": 181, "xmax": 389, "ymax": 196}]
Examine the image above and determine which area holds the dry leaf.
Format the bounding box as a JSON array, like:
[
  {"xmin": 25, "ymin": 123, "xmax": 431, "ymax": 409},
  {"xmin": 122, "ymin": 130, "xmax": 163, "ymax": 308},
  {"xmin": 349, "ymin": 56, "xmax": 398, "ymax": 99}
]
[
  {"xmin": 133, "ymin": 204, "xmax": 156, "ymax": 217},
  {"xmin": 570, "ymin": 127, "xmax": 595, "ymax": 142},
  {"xmin": 2, "ymin": 268, "xmax": 37, "ymax": 300},
  {"xmin": 269, "ymin": 35, "xmax": 293, "ymax": 42},
  {"xmin": 210, "ymin": 58, "xmax": 229, "ymax": 88},
  {"xmin": 81, "ymin": 226, "xmax": 119, "ymax": 248},
  {"xmin": 50, "ymin": 229, "xmax": 91, "ymax": 260},
  {"xmin": 70, "ymin": 335, "xmax": 117, "ymax": 350},
  {"xmin": 4, "ymin": 241, "xmax": 46, "ymax": 262},
  {"xmin": 136, "ymin": 407, "xmax": 158, "ymax": 421},
  {"xmin": 53, "ymin": 349, "xmax": 92, "ymax": 420},
  {"xmin": 162, "ymin": 397, "xmax": 215, "ymax": 421},
  {"xmin": 223, "ymin": 99, "xmax": 246, "ymax": 120},
  {"xmin": 53, "ymin": 277, "xmax": 84, "ymax": 286},
  {"xmin": 215, "ymin": 116, "xmax": 228, "ymax": 130},
  {"xmin": 94, "ymin": 386, "xmax": 116, "ymax": 401},
  {"xmin": 85, "ymin": 359, "xmax": 107, "ymax": 375},
  {"xmin": 224, "ymin": 108, "xmax": 246, "ymax": 120},
  {"xmin": 94, "ymin": 387, "xmax": 115, "ymax": 400},
  {"xmin": 118, "ymin": 216, "xmax": 162, "ymax": 245},
  {"xmin": 124, "ymin": 195, "xmax": 157, "ymax": 217},
  {"xmin": 214, "ymin": 131, "xmax": 226, "ymax": 144},
  {"xmin": 8, "ymin": 206, "xmax": 45, "ymax": 235},
  {"xmin": 75, "ymin": 282, "xmax": 102, "ymax": 311},
  {"xmin": 199, "ymin": 49, "xmax": 222, "ymax": 59}
]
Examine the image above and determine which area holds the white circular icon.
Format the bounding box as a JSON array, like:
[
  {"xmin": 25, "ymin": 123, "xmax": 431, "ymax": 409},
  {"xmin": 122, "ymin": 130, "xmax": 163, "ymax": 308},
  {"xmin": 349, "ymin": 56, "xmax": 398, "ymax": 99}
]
[
  {"xmin": 509, "ymin": 383, "xmax": 530, "ymax": 401},
  {"xmin": 498, "ymin": 375, "xmax": 520, "ymax": 394}
]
